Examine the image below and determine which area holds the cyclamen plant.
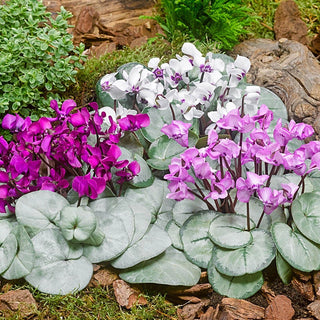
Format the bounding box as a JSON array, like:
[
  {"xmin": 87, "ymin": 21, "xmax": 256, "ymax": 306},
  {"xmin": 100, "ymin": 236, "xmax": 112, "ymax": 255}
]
[{"xmin": 2, "ymin": 42, "xmax": 320, "ymax": 299}]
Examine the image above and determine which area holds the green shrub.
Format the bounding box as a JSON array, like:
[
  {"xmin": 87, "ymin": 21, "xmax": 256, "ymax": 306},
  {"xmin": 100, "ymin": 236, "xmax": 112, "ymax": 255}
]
[
  {"xmin": 0, "ymin": 0, "xmax": 86, "ymax": 120},
  {"xmin": 151, "ymin": 0, "xmax": 257, "ymax": 51}
]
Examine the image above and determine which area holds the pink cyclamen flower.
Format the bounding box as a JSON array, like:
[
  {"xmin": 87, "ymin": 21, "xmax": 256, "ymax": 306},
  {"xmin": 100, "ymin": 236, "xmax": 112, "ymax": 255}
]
[
  {"xmin": 257, "ymin": 187, "xmax": 285, "ymax": 215},
  {"xmin": 236, "ymin": 172, "xmax": 269, "ymax": 203},
  {"xmin": 161, "ymin": 120, "xmax": 192, "ymax": 147}
]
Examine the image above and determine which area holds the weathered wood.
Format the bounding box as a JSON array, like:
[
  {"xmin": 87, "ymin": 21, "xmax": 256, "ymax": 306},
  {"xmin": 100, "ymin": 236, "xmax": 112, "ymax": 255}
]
[{"xmin": 232, "ymin": 38, "xmax": 320, "ymax": 137}]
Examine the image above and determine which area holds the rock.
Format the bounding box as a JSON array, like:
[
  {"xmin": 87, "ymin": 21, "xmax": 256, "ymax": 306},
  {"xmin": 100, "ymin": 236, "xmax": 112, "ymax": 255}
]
[
  {"xmin": 112, "ymin": 279, "xmax": 148, "ymax": 309},
  {"xmin": 130, "ymin": 36, "xmax": 149, "ymax": 48},
  {"xmin": 274, "ymin": 0, "xmax": 308, "ymax": 45},
  {"xmin": 89, "ymin": 42, "xmax": 118, "ymax": 58},
  {"xmin": 232, "ymin": 38, "xmax": 320, "ymax": 138},
  {"xmin": 264, "ymin": 295, "xmax": 295, "ymax": 320},
  {"xmin": 220, "ymin": 298, "xmax": 265, "ymax": 319},
  {"xmin": 75, "ymin": 7, "xmax": 100, "ymax": 34},
  {"xmin": 291, "ymin": 277, "xmax": 315, "ymax": 301},
  {"xmin": 308, "ymin": 300, "xmax": 320, "ymax": 320},
  {"xmin": 0, "ymin": 289, "xmax": 38, "ymax": 318}
]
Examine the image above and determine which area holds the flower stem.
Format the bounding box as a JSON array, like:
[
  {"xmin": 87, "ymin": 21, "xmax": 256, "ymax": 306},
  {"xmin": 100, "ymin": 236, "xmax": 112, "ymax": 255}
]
[{"xmin": 246, "ymin": 202, "xmax": 251, "ymax": 231}]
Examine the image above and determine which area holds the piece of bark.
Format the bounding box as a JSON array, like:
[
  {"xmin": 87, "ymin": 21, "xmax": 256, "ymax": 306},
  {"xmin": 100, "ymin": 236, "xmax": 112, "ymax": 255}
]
[
  {"xmin": 90, "ymin": 267, "xmax": 119, "ymax": 287},
  {"xmin": 307, "ymin": 300, "xmax": 320, "ymax": 320},
  {"xmin": 220, "ymin": 298, "xmax": 265, "ymax": 319},
  {"xmin": 261, "ymin": 282, "xmax": 276, "ymax": 304},
  {"xmin": 291, "ymin": 277, "xmax": 315, "ymax": 301},
  {"xmin": 177, "ymin": 299, "xmax": 211, "ymax": 320},
  {"xmin": 232, "ymin": 38, "xmax": 320, "ymax": 138},
  {"xmin": 112, "ymin": 280, "xmax": 147, "ymax": 309},
  {"xmin": 168, "ymin": 284, "xmax": 213, "ymax": 296},
  {"xmin": 0, "ymin": 290, "xmax": 38, "ymax": 318},
  {"xmin": 200, "ymin": 306, "xmax": 216, "ymax": 320},
  {"xmin": 264, "ymin": 295, "xmax": 295, "ymax": 320}
]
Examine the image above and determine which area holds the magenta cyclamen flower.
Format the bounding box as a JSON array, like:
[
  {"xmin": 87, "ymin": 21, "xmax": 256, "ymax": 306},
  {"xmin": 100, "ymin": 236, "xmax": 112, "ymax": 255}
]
[
  {"xmin": 118, "ymin": 114, "xmax": 150, "ymax": 131},
  {"xmin": 72, "ymin": 174, "xmax": 106, "ymax": 199},
  {"xmin": 2, "ymin": 114, "xmax": 31, "ymax": 133},
  {"xmin": 161, "ymin": 120, "xmax": 192, "ymax": 147}
]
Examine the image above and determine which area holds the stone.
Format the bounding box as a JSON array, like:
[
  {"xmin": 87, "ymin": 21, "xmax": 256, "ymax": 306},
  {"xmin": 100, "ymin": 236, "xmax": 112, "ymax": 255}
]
[
  {"xmin": 0, "ymin": 289, "xmax": 38, "ymax": 318},
  {"xmin": 311, "ymin": 34, "xmax": 320, "ymax": 56},
  {"xmin": 75, "ymin": 7, "xmax": 99, "ymax": 35},
  {"xmin": 307, "ymin": 300, "xmax": 320, "ymax": 320},
  {"xmin": 291, "ymin": 277, "xmax": 315, "ymax": 301},
  {"xmin": 232, "ymin": 38, "xmax": 320, "ymax": 138},
  {"xmin": 89, "ymin": 42, "xmax": 118, "ymax": 58},
  {"xmin": 220, "ymin": 298, "xmax": 265, "ymax": 319},
  {"xmin": 112, "ymin": 280, "xmax": 147, "ymax": 309},
  {"xmin": 274, "ymin": 0, "xmax": 308, "ymax": 45},
  {"xmin": 130, "ymin": 36, "xmax": 149, "ymax": 48},
  {"xmin": 264, "ymin": 295, "xmax": 295, "ymax": 320}
]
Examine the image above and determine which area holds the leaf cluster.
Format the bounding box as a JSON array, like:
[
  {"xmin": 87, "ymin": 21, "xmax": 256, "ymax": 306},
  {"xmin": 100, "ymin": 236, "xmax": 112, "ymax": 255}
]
[
  {"xmin": 151, "ymin": 0, "xmax": 257, "ymax": 50},
  {"xmin": 0, "ymin": 0, "xmax": 86, "ymax": 120}
]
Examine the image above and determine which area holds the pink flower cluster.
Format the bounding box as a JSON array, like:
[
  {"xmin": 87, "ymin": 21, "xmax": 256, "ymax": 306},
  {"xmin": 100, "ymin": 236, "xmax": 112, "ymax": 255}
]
[
  {"xmin": 0, "ymin": 100, "xmax": 150, "ymax": 213},
  {"xmin": 165, "ymin": 104, "xmax": 318, "ymax": 216}
]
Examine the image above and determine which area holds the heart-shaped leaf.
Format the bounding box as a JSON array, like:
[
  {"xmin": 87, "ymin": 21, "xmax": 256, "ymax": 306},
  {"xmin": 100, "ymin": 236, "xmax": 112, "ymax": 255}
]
[
  {"xmin": 180, "ymin": 211, "xmax": 218, "ymax": 268},
  {"xmin": 209, "ymin": 214, "xmax": 255, "ymax": 249},
  {"xmin": 208, "ymin": 257, "xmax": 264, "ymax": 299},
  {"xmin": 235, "ymin": 198, "xmax": 271, "ymax": 230},
  {"xmin": 1, "ymin": 225, "xmax": 35, "ymax": 280},
  {"xmin": 173, "ymin": 197, "xmax": 209, "ymax": 227},
  {"xmin": 15, "ymin": 190, "xmax": 68, "ymax": 237},
  {"xmin": 25, "ymin": 229, "xmax": 93, "ymax": 295},
  {"xmin": 111, "ymin": 225, "xmax": 171, "ymax": 269},
  {"xmin": 291, "ymin": 192, "xmax": 320, "ymax": 244},
  {"xmin": 59, "ymin": 206, "xmax": 97, "ymax": 242},
  {"xmin": 213, "ymin": 229, "xmax": 276, "ymax": 276},
  {"xmin": 119, "ymin": 246, "xmax": 201, "ymax": 286},
  {"xmin": 272, "ymin": 222, "xmax": 320, "ymax": 272}
]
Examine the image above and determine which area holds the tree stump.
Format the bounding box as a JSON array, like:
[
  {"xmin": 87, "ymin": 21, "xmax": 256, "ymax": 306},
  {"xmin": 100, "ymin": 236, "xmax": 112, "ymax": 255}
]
[{"xmin": 232, "ymin": 38, "xmax": 320, "ymax": 138}]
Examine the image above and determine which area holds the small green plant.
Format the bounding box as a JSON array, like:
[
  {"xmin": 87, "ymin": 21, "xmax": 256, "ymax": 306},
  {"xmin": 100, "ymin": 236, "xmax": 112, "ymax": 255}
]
[
  {"xmin": 149, "ymin": 0, "xmax": 256, "ymax": 51},
  {"xmin": 0, "ymin": 0, "xmax": 86, "ymax": 120}
]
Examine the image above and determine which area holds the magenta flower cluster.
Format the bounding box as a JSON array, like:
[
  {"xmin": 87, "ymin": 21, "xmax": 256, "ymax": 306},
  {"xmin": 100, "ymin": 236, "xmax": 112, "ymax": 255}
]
[
  {"xmin": 164, "ymin": 104, "xmax": 318, "ymax": 218},
  {"xmin": 0, "ymin": 100, "xmax": 149, "ymax": 213}
]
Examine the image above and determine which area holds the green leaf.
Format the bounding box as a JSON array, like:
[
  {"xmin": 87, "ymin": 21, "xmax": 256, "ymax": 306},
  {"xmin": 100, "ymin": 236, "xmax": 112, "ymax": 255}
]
[
  {"xmin": 85, "ymin": 198, "xmax": 135, "ymax": 263},
  {"xmin": 25, "ymin": 229, "xmax": 93, "ymax": 295},
  {"xmin": 209, "ymin": 214, "xmax": 255, "ymax": 249},
  {"xmin": 235, "ymin": 197, "xmax": 272, "ymax": 230},
  {"xmin": 59, "ymin": 206, "xmax": 97, "ymax": 242},
  {"xmin": 130, "ymin": 154, "xmax": 154, "ymax": 188},
  {"xmin": 165, "ymin": 220, "xmax": 183, "ymax": 250},
  {"xmin": 1, "ymin": 225, "xmax": 35, "ymax": 280},
  {"xmin": 276, "ymin": 251, "xmax": 292, "ymax": 285},
  {"xmin": 272, "ymin": 222, "xmax": 320, "ymax": 272},
  {"xmin": 291, "ymin": 192, "xmax": 320, "ymax": 244},
  {"xmin": 173, "ymin": 197, "xmax": 210, "ymax": 227},
  {"xmin": 111, "ymin": 225, "xmax": 171, "ymax": 269},
  {"xmin": 125, "ymin": 179, "xmax": 175, "ymax": 222},
  {"xmin": 120, "ymin": 246, "xmax": 201, "ymax": 286},
  {"xmin": 15, "ymin": 190, "xmax": 69, "ymax": 237},
  {"xmin": 147, "ymin": 132, "xmax": 198, "ymax": 170},
  {"xmin": 208, "ymin": 258, "xmax": 264, "ymax": 299},
  {"xmin": 0, "ymin": 233, "xmax": 17, "ymax": 274},
  {"xmin": 213, "ymin": 229, "xmax": 276, "ymax": 276},
  {"xmin": 180, "ymin": 211, "xmax": 218, "ymax": 268}
]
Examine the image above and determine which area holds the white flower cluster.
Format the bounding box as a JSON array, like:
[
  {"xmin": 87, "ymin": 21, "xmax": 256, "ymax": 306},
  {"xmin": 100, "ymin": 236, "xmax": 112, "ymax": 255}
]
[{"xmin": 99, "ymin": 43, "xmax": 260, "ymax": 132}]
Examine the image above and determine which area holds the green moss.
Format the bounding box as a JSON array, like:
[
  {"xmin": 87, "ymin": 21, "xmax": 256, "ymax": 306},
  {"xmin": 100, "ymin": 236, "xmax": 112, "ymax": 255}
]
[{"xmin": 0, "ymin": 283, "xmax": 178, "ymax": 320}]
